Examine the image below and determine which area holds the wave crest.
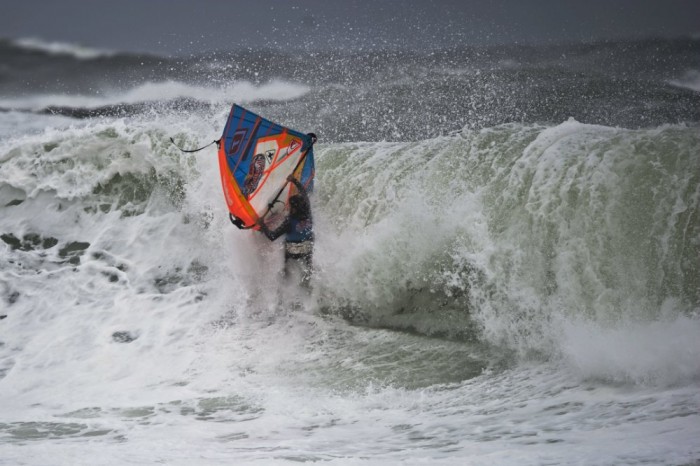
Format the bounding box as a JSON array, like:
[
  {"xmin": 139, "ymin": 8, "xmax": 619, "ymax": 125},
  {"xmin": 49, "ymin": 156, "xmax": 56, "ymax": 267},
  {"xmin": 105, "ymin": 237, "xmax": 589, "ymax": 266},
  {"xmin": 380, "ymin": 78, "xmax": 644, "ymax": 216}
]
[
  {"xmin": 0, "ymin": 79, "xmax": 310, "ymax": 112},
  {"xmin": 11, "ymin": 37, "xmax": 115, "ymax": 60}
]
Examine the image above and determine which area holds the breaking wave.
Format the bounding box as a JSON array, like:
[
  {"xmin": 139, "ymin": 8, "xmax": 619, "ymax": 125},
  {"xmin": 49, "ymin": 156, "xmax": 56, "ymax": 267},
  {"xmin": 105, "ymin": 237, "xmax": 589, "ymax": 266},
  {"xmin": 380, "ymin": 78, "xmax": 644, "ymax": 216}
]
[
  {"xmin": 0, "ymin": 80, "xmax": 310, "ymax": 112},
  {"xmin": 10, "ymin": 37, "xmax": 116, "ymax": 60},
  {"xmin": 2, "ymin": 115, "xmax": 697, "ymax": 387}
]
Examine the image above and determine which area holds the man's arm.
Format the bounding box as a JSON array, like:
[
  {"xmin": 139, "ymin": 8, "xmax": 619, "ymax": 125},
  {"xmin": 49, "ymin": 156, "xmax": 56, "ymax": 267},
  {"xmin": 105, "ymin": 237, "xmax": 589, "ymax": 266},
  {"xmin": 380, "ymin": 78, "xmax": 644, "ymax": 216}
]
[{"xmin": 288, "ymin": 175, "xmax": 309, "ymax": 200}]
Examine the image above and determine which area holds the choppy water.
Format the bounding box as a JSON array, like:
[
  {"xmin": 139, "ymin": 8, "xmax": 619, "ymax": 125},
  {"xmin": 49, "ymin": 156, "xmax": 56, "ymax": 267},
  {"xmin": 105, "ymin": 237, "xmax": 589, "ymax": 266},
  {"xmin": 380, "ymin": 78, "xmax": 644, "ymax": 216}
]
[{"xmin": 0, "ymin": 37, "xmax": 699, "ymax": 465}]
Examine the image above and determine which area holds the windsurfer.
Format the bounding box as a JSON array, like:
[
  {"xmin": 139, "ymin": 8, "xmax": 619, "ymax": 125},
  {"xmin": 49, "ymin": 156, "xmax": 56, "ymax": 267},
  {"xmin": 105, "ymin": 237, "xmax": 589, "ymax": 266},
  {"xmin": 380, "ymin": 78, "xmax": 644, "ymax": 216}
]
[{"xmin": 257, "ymin": 175, "xmax": 314, "ymax": 285}]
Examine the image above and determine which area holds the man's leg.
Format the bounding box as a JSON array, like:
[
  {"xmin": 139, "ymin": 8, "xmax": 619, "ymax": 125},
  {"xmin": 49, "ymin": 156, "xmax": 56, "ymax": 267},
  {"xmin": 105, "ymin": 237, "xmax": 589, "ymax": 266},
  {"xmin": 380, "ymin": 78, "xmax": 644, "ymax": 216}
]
[{"xmin": 299, "ymin": 251, "xmax": 313, "ymax": 288}]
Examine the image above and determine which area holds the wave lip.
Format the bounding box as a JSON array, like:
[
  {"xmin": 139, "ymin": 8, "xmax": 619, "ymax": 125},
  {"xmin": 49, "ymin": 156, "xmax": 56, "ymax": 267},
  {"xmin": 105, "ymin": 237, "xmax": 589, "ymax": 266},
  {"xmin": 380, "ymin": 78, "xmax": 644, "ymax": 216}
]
[
  {"xmin": 10, "ymin": 37, "xmax": 116, "ymax": 60},
  {"xmin": 669, "ymin": 69, "xmax": 700, "ymax": 92}
]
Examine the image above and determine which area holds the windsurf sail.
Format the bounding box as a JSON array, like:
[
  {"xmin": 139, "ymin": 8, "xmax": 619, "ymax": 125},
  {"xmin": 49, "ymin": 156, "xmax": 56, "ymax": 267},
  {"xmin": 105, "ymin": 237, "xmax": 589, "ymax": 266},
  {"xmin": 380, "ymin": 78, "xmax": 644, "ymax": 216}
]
[{"xmin": 218, "ymin": 104, "xmax": 315, "ymax": 230}]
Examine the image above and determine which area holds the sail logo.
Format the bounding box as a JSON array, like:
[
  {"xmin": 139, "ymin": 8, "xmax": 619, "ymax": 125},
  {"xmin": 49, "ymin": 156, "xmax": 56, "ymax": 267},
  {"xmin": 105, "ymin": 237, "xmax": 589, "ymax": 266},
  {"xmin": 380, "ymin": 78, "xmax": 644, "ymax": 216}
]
[{"xmin": 228, "ymin": 128, "xmax": 248, "ymax": 155}]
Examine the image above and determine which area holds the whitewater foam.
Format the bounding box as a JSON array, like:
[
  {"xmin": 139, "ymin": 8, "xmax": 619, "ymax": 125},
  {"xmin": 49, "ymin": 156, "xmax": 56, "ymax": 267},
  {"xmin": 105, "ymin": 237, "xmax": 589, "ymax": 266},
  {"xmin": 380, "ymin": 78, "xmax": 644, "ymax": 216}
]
[
  {"xmin": 0, "ymin": 111, "xmax": 78, "ymax": 139},
  {"xmin": 559, "ymin": 315, "xmax": 700, "ymax": 386}
]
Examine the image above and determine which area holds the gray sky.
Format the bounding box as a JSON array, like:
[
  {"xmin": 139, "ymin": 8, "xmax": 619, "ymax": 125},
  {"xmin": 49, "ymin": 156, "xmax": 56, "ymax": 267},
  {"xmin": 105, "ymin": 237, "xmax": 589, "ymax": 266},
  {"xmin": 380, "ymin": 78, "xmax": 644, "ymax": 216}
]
[{"xmin": 2, "ymin": 0, "xmax": 699, "ymax": 55}]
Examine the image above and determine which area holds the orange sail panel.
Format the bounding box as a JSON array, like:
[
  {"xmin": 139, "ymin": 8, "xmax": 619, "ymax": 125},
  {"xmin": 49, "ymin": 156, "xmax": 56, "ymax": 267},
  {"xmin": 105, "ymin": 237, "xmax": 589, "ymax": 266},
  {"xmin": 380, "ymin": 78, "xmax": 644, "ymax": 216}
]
[{"xmin": 218, "ymin": 105, "xmax": 315, "ymax": 230}]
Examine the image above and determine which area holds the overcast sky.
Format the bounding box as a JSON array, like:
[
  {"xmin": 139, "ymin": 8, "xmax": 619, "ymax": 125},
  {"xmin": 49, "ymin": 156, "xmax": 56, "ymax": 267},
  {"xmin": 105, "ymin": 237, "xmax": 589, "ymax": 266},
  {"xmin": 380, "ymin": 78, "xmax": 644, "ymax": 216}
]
[{"xmin": 2, "ymin": 0, "xmax": 699, "ymax": 55}]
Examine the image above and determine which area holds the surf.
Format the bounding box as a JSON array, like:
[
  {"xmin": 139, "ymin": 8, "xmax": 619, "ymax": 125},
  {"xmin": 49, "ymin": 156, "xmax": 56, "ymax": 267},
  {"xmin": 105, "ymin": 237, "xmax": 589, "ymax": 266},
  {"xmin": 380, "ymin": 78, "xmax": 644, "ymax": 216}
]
[
  {"xmin": 2, "ymin": 115, "xmax": 698, "ymax": 380},
  {"xmin": 1, "ymin": 108, "xmax": 699, "ymax": 464}
]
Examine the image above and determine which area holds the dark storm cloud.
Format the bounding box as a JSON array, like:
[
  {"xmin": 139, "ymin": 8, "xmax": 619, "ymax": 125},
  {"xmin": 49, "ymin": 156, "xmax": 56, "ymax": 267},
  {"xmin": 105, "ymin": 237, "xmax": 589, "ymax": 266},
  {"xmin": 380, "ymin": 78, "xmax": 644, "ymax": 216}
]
[{"xmin": 1, "ymin": 0, "xmax": 698, "ymax": 54}]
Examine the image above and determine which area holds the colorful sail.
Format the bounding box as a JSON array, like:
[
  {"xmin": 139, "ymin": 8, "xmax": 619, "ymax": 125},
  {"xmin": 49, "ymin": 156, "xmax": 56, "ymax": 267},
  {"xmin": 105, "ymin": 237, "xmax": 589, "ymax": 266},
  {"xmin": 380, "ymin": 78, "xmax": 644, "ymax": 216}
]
[{"xmin": 218, "ymin": 105, "xmax": 315, "ymax": 230}]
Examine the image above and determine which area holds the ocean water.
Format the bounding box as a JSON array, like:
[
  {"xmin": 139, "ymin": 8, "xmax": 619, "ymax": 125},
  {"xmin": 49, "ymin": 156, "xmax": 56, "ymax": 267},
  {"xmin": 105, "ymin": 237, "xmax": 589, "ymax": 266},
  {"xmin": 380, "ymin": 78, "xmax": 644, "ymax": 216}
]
[{"xmin": 0, "ymin": 37, "xmax": 699, "ymax": 465}]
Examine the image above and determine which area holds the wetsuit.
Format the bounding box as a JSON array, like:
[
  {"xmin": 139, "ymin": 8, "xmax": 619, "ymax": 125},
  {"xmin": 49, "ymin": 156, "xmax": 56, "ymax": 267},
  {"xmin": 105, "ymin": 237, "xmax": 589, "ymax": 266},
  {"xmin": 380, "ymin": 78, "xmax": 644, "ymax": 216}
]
[{"xmin": 259, "ymin": 178, "xmax": 313, "ymax": 283}]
